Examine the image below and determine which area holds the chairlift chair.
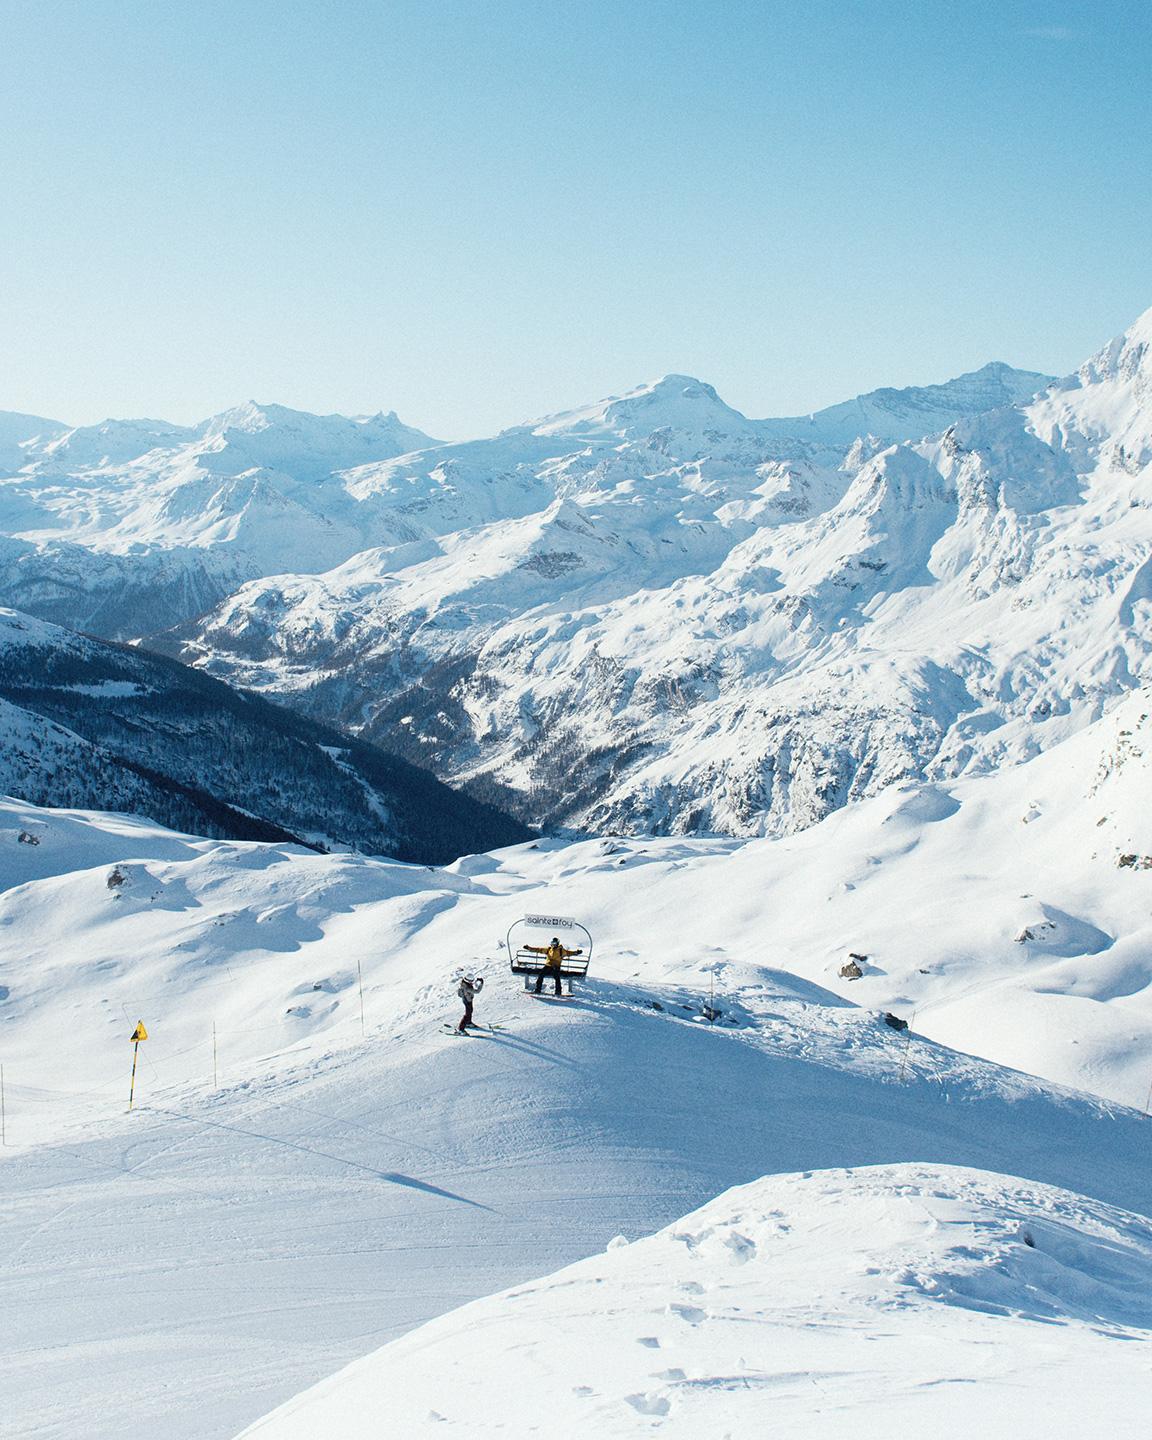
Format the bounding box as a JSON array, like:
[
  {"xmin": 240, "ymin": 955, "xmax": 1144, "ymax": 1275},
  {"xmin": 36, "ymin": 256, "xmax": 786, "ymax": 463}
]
[{"xmin": 506, "ymin": 913, "xmax": 593, "ymax": 994}]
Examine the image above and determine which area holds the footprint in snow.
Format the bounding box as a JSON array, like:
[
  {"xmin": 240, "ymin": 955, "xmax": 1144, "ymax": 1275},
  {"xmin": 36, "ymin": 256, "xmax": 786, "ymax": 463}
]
[
  {"xmin": 625, "ymin": 1393, "xmax": 671, "ymax": 1417},
  {"xmin": 668, "ymin": 1302, "xmax": 706, "ymax": 1325},
  {"xmin": 724, "ymin": 1231, "xmax": 757, "ymax": 1265},
  {"xmin": 636, "ymin": 1336, "xmax": 661, "ymax": 1348}
]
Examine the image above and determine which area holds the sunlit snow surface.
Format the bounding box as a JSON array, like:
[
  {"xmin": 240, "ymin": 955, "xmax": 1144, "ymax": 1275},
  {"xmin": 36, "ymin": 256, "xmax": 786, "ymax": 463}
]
[
  {"xmin": 240, "ymin": 1164, "xmax": 1152, "ymax": 1440},
  {"xmin": 2, "ymin": 682, "xmax": 1151, "ymax": 1439}
]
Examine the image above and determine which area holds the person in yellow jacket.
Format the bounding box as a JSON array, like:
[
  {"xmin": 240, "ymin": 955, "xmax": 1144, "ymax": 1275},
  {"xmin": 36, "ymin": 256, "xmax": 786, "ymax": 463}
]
[{"xmin": 524, "ymin": 936, "xmax": 583, "ymax": 996}]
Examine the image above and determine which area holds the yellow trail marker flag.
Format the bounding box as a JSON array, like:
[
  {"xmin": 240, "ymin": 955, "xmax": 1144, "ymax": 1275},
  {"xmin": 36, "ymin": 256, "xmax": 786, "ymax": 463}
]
[{"xmin": 128, "ymin": 1021, "xmax": 148, "ymax": 1109}]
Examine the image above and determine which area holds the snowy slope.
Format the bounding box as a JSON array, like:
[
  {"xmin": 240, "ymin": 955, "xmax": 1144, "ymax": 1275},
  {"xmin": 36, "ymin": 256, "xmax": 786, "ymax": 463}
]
[
  {"xmin": 0, "ymin": 606, "xmax": 531, "ymax": 862},
  {"xmin": 165, "ymin": 313, "xmax": 1145, "ymax": 838},
  {"xmin": 2, "ymin": 677, "xmax": 1151, "ymax": 1438},
  {"xmin": 241, "ymin": 1163, "xmax": 1152, "ymax": 1440},
  {"xmin": 0, "ymin": 795, "xmax": 215, "ymax": 890}
]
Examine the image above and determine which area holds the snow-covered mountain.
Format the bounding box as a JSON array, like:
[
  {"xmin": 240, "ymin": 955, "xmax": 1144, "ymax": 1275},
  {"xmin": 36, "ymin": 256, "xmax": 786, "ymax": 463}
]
[
  {"xmin": 2, "ymin": 676, "xmax": 1150, "ymax": 1436},
  {"xmin": 0, "ymin": 606, "xmax": 530, "ymax": 863},
  {"xmin": 0, "ymin": 401, "xmax": 442, "ymax": 633},
  {"xmin": 162, "ymin": 314, "xmax": 1151, "ymax": 837},
  {"xmin": 760, "ymin": 358, "xmax": 1055, "ymax": 448},
  {"xmin": 0, "ymin": 407, "xmax": 67, "ymax": 472},
  {"xmin": 5, "ymin": 323, "xmax": 1144, "ymax": 844},
  {"xmin": 0, "ymin": 365, "xmax": 1050, "ymax": 637}
]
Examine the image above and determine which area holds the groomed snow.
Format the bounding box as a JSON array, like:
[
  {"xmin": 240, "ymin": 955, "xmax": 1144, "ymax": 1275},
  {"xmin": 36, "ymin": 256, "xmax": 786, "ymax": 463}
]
[{"xmin": 238, "ymin": 1163, "xmax": 1152, "ymax": 1439}]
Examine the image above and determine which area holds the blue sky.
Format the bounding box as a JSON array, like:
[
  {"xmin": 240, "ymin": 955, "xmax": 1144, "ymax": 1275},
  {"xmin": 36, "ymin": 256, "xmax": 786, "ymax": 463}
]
[{"xmin": 1, "ymin": 0, "xmax": 1149, "ymax": 437}]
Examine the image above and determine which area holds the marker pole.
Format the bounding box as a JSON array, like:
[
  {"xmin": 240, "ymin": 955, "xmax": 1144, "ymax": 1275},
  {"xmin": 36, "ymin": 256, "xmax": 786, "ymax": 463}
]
[
  {"xmin": 357, "ymin": 957, "xmax": 366, "ymax": 1037},
  {"xmin": 213, "ymin": 1021, "xmax": 218, "ymax": 1091},
  {"xmin": 898, "ymin": 1011, "xmax": 917, "ymax": 1085},
  {"xmin": 128, "ymin": 1040, "xmax": 140, "ymax": 1111},
  {"xmin": 1, "ymin": 1064, "xmax": 6, "ymax": 1146}
]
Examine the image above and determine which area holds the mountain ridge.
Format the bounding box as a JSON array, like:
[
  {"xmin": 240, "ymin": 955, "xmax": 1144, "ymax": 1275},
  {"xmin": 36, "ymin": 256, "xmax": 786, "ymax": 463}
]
[
  {"xmin": 2, "ymin": 315, "xmax": 1146, "ymax": 841},
  {"xmin": 159, "ymin": 310, "xmax": 1148, "ymax": 837},
  {"xmin": 0, "ymin": 606, "xmax": 531, "ymax": 864}
]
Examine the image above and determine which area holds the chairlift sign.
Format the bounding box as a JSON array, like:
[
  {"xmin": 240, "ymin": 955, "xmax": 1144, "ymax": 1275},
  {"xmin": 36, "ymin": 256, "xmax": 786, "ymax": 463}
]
[{"xmin": 523, "ymin": 913, "xmax": 576, "ymax": 930}]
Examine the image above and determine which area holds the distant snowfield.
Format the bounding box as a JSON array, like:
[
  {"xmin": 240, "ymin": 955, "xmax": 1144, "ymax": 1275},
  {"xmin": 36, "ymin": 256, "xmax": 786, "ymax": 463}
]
[{"xmin": 1, "ymin": 682, "xmax": 1151, "ymax": 1438}]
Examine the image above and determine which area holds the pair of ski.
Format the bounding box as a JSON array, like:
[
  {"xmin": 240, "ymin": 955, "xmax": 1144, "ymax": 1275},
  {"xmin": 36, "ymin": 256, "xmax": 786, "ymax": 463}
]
[{"xmin": 441, "ymin": 1022, "xmax": 507, "ymax": 1037}]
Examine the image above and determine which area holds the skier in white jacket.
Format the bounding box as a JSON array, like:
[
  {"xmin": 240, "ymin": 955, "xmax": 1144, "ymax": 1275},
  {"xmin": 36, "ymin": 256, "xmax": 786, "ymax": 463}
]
[{"xmin": 457, "ymin": 974, "xmax": 483, "ymax": 1033}]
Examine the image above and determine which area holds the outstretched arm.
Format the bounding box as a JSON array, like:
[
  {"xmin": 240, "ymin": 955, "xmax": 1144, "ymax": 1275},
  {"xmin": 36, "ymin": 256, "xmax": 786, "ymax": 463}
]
[
  {"xmin": 522, "ymin": 944, "xmax": 548, "ymax": 954},
  {"xmin": 562, "ymin": 946, "xmax": 584, "ymax": 957}
]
